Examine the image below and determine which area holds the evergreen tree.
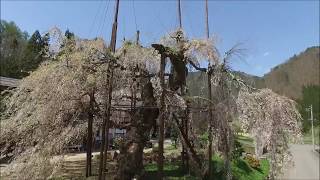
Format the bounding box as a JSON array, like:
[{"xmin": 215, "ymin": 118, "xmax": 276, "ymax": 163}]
[
  {"xmin": 41, "ymin": 32, "xmax": 50, "ymax": 58},
  {"xmin": 0, "ymin": 20, "xmax": 28, "ymax": 78},
  {"xmin": 298, "ymin": 85, "xmax": 320, "ymax": 132},
  {"xmin": 65, "ymin": 29, "xmax": 74, "ymax": 39},
  {"xmin": 59, "ymin": 29, "xmax": 76, "ymax": 66},
  {"xmin": 0, "ymin": 21, "xmax": 49, "ymax": 78},
  {"xmin": 21, "ymin": 30, "xmax": 45, "ymax": 75}
]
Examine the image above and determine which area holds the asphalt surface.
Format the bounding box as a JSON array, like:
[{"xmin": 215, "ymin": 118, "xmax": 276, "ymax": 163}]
[{"xmin": 282, "ymin": 144, "xmax": 319, "ymax": 180}]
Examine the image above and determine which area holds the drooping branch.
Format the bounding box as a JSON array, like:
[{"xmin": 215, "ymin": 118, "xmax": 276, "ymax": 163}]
[{"xmin": 187, "ymin": 58, "xmax": 207, "ymax": 72}]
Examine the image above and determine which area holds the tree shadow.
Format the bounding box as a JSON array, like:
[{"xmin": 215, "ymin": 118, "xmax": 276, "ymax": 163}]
[{"xmin": 143, "ymin": 163, "xmax": 196, "ymax": 179}]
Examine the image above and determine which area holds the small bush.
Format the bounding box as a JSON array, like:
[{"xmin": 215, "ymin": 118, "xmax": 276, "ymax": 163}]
[
  {"xmin": 244, "ymin": 154, "xmax": 260, "ymax": 169},
  {"xmin": 199, "ymin": 132, "xmax": 208, "ymax": 148}
]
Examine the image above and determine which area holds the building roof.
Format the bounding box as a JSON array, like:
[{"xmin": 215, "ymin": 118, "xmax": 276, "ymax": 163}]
[{"xmin": 0, "ymin": 76, "xmax": 20, "ymax": 87}]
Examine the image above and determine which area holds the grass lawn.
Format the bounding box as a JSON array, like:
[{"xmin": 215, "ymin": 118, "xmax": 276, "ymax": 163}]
[
  {"xmin": 209, "ymin": 155, "xmax": 269, "ymax": 180},
  {"xmin": 144, "ymin": 155, "xmax": 269, "ymax": 180},
  {"xmin": 145, "ymin": 135, "xmax": 269, "ymax": 179}
]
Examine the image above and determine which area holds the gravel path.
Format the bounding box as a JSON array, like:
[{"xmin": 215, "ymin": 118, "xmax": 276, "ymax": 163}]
[{"xmin": 282, "ymin": 144, "xmax": 319, "ymax": 180}]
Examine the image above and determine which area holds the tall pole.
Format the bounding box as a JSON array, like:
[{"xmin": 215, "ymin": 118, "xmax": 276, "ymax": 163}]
[
  {"xmin": 136, "ymin": 30, "xmax": 140, "ymax": 45},
  {"xmin": 110, "ymin": 0, "xmax": 120, "ymax": 52},
  {"xmin": 205, "ymin": 0, "xmax": 213, "ymax": 179},
  {"xmin": 104, "ymin": 0, "xmax": 120, "ymax": 169},
  {"xmin": 205, "ymin": 0, "xmax": 209, "ymax": 39},
  {"xmin": 98, "ymin": 0, "xmax": 120, "ymax": 179},
  {"xmin": 178, "ymin": 0, "xmax": 182, "ymax": 28}
]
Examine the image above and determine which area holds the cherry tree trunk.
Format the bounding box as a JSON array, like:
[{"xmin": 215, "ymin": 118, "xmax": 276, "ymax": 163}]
[{"xmin": 115, "ymin": 77, "xmax": 159, "ymax": 180}]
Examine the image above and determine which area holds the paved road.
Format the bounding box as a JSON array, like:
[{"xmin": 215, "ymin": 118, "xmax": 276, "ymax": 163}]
[{"xmin": 282, "ymin": 144, "xmax": 319, "ymax": 180}]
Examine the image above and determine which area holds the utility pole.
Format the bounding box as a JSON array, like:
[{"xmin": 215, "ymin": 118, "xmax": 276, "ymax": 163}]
[
  {"xmin": 205, "ymin": 0, "xmax": 209, "ymax": 39},
  {"xmin": 307, "ymin": 105, "xmax": 315, "ymax": 151},
  {"xmin": 110, "ymin": 0, "xmax": 120, "ymax": 52},
  {"xmin": 136, "ymin": 30, "xmax": 140, "ymax": 45},
  {"xmin": 98, "ymin": 0, "xmax": 120, "ymax": 179},
  {"xmin": 177, "ymin": 0, "xmax": 182, "ymax": 28},
  {"xmin": 205, "ymin": 0, "xmax": 213, "ymax": 179}
]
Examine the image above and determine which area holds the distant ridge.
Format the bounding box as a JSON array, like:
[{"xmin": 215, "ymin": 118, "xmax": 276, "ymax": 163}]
[
  {"xmin": 187, "ymin": 46, "xmax": 320, "ymax": 100},
  {"xmin": 262, "ymin": 46, "xmax": 319, "ymax": 100}
]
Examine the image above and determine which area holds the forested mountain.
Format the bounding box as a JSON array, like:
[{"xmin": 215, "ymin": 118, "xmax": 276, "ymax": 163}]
[{"xmin": 263, "ymin": 46, "xmax": 319, "ymax": 100}]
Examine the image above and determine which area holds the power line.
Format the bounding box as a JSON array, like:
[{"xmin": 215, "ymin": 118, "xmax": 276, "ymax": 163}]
[
  {"xmin": 98, "ymin": 0, "xmax": 111, "ymax": 38},
  {"xmin": 88, "ymin": 0, "xmax": 104, "ymax": 37},
  {"xmin": 183, "ymin": 2, "xmax": 195, "ymax": 38},
  {"xmin": 132, "ymin": 0, "xmax": 138, "ymax": 31}
]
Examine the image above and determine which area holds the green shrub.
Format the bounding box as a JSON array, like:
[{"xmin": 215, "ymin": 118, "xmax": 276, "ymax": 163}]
[
  {"xmin": 232, "ymin": 139, "xmax": 245, "ymax": 160},
  {"xmin": 199, "ymin": 132, "xmax": 208, "ymax": 148}
]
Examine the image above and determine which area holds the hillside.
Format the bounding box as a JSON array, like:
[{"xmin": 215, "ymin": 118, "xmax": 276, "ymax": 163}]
[
  {"xmin": 187, "ymin": 46, "xmax": 320, "ymax": 100},
  {"xmin": 262, "ymin": 46, "xmax": 319, "ymax": 100}
]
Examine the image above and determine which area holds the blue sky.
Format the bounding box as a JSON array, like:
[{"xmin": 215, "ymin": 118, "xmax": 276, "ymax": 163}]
[{"xmin": 1, "ymin": 0, "xmax": 319, "ymax": 77}]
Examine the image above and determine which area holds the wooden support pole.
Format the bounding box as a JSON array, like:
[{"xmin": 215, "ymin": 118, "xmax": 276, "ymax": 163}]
[
  {"xmin": 98, "ymin": 70, "xmax": 113, "ymax": 180},
  {"xmin": 98, "ymin": 93, "xmax": 107, "ymax": 179},
  {"xmin": 103, "ymin": 70, "xmax": 113, "ymax": 174},
  {"xmin": 207, "ymin": 72, "xmax": 213, "ymax": 178},
  {"xmin": 185, "ymin": 106, "xmax": 189, "ymax": 171},
  {"xmin": 158, "ymin": 53, "xmax": 166, "ymax": 179},
  {"xmin": 86, "ymin": 91, "xmax": 94, "ymax": 177},
  {"xmin": 172, "ymin": 113, "xmax": 201, "ymax": 168}
]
